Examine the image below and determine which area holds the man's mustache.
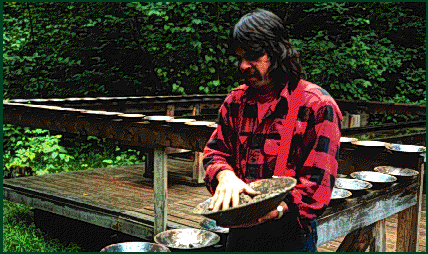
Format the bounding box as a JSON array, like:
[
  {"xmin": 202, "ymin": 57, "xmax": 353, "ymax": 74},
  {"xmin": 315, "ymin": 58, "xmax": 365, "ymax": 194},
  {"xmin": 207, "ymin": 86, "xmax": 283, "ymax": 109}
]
[{"xmin": 240, "ymin": 70, "xmax": 261, "ymax": 80}]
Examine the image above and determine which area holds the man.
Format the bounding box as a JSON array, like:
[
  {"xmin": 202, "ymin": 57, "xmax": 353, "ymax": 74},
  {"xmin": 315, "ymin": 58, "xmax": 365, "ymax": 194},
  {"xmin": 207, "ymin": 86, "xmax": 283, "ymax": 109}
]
[{"xmin": 202, "ymin": 9, "xmax": 342, "ymax": 252}]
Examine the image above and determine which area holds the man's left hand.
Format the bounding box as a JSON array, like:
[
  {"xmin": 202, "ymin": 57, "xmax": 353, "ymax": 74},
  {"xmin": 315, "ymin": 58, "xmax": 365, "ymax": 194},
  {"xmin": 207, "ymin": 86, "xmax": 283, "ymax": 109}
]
[{"xmin": 222, "ymin": 201, "xmax": 289, "ymax": 228}]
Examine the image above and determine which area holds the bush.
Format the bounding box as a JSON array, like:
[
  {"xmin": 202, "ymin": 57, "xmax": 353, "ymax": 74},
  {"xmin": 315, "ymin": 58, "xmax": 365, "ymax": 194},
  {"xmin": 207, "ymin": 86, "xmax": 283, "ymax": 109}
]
[{"xmin": 3, "ymin": 125, "xmax": 145, "ymax": 175}]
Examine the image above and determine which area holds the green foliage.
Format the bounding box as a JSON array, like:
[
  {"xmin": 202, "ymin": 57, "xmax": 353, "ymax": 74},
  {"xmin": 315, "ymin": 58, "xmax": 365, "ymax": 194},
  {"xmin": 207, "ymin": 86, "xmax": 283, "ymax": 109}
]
[
  {"xmin": 3, "ymin": 200, "xmax": 82, "ymax": 252},
  {"xmin": 3, "ymin": 2, "xmax": 425, "ymax": 110},
  {"xmin": 3, "ymin": 125, "xmax": 145, "ymax": 175},
  {"xmin": 3, "ymin": 125, "xmax": 74, "ymax": 175},
  {"xmin": 297, "ymin": 2, "xmax": 425, "ymax": 105},
  {"xmin": 65, "ymin": 135, "xmax": 145, "ymax": 169}
]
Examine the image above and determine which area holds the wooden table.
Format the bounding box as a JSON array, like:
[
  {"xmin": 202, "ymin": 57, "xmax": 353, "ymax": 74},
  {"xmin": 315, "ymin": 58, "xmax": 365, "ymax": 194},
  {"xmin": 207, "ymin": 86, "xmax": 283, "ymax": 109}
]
[
  {"xmin": 3, "ymin": 102, "xmax": 425, "ymax": 251},
  {"xmin": 3, "ymin": 163, "xmax": 423, "ymax": 252}
]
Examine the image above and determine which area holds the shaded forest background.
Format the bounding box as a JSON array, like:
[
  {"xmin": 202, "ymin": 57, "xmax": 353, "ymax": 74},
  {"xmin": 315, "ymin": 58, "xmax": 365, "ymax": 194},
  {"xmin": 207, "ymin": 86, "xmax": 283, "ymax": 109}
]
[{"xmin": 3, "ymin": 2, "xmax": 426, "ymax": 106}]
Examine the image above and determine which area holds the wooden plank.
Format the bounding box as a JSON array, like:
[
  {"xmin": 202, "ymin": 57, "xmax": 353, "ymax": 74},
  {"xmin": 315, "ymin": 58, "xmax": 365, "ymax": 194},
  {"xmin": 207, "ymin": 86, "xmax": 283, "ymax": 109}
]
[{"xmin": 153, "ymin": 148, "xmax": 168, "ymax": 236}]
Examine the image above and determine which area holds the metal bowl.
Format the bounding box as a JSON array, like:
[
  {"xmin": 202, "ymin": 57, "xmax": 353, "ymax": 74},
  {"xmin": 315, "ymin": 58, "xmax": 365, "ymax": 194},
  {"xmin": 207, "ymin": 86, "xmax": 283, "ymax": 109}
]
[
  {"xmin": 166, "ymin": 118, "xmax": 196, "ymax": 124},
  {"xmin": 100, "ymin": 242, "xmax": 171, "ymax": 252},
  {"xmin": 331, "ymin": 187, "xmax": 352, "ymax": 199},
  {"xmin": 350, "ymin": 171, "xmax": 397, "ymax": 183},
  {"xmin": 340, "ymin": 137, "xmax": 358, "ymax": 143},
  {"xmin": 185, "ymin": 121, "xmax": 216, "ymax": 126},
  {"xmin": 64, "ymin": 97, "xmax": 82, "ymax": 101},
  {"xmin": 335, "ymin": 178, "xmax": 372, "ymax": 191},
  {"xmin": 193, "ymin": 177, "xmax": 297, "ymax": 227},
  {"xmin": 336, "ymin": 174, "xmax": 348, "ymax": 178},
  {"xmin": 9, "ymin": 99, "xmax": 29, "ymax": 103},
  {"xmin": 374, "ymin": 166, "xmax": 419, "ymax": 177},
  {"xmin": 49, "ymin": 98, "xmax": 66, "ymax": 102},
  {"xmin": 199, "ymin": 218, "xmax": 229, "ymax": 234},
  {"xmin": 82, "ymin": 110, "xmax": 107, "ymax": 115},
  {"xmin": 81, "ymin": 97, "xmax": 97, "ymax": 101},
  {"xmin": 154, "ymin": 228, "xmax": 220, "ymax": 250},
  {"xmin": 351, "ymin": 140, "xmax": 388, "ymax": 147},
  {"xmin": 385, "ymin": 144, "xmax": 426, "ymax": 154},
  {"xmin": 144, "ymin": 115, "xmax": 174, "ymax": 122},
  {"xmin": 117, "ymin": 114, "xmax": 146, "ymax": 121},
  {"xmin": 31, "ymin": 98, "xmax": 50, "ymax": 103},
  {"xmin": 97, "ymin": 97, "xmax": 116, "ymax": 101}
]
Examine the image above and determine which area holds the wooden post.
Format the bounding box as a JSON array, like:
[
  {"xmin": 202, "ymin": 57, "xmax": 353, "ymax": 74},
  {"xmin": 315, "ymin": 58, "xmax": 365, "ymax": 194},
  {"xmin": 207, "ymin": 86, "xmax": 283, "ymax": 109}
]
[
  {"xmin": 166, "ymin": 104, "xmax": 175, "ymax": 117},
  {"xmin": 370, "ymin": 219, "xmax": 386, "ymax": 252},
  {"xmin": 349, "ymin": 114, "xmax": 361, "ymax": 128},
  {"xmin": 192, "ymin": 104, "xmax": 201, "ymax": 116},
  {"xmin": 144, "ymin": 149, "xmax": 155, "ymax": 177},
  {"xmin": 341, "ymin": 111, "xmax": 350, "ymax": 129},
  {"xmin": 396, "ymin": 155, "xmax": 425, "ymax": 252},
  {"xmin": 153, "ymin": 147, "xmax": 168, "ymax": 237},
  {"xmin": 192, "ymin": 103, "xmax": 204, "ymax": 183},
  {"xmin": 192, "ymin": 152, "xmax": 205, "ymax": 184},
  {"xmin": 359, "ymin": 112, "xmax": 369, "ymax": 127}
]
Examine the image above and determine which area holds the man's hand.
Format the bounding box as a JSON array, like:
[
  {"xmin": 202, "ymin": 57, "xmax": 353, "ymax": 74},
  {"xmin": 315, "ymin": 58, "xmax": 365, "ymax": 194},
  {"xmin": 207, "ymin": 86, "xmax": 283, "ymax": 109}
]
[
  {"xmin": 209, "ymin": 170, "xmax": 260, "ymax": 212},
  {"xmin": 223, "ymin": 201, "xmax": 289, "ymax": 228}
]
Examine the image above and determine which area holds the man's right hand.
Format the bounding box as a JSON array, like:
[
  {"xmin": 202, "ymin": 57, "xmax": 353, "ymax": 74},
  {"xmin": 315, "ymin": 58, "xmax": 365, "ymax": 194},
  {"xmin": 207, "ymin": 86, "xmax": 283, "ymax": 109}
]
[{"xmin": 209, "ymin": 170, "xmax": 261, "ymax": 212}]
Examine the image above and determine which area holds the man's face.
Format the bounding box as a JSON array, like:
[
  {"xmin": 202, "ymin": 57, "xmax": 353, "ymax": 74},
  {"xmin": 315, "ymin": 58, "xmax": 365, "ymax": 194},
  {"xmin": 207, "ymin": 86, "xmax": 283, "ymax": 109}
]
[{"xmin": 236, "ymin": 46, "xmax": 272, "ymax": 91}]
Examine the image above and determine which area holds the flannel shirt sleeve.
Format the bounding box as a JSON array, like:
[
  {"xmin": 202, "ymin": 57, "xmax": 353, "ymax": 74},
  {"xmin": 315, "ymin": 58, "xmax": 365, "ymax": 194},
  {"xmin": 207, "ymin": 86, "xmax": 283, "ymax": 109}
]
[
  {"xmin": 285, "ymin": 98, "xmax": 342, "ymax": 232},
  {"xmin": 202, "ymin": 98, "xmax": 237, "ymax": 195}
]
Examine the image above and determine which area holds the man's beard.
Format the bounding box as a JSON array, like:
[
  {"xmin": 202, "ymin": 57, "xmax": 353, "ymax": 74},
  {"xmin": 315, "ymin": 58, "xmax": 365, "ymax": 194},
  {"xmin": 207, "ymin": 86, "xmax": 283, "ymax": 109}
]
[{"xmin": 240, "ymin": 69, "xmax": 262, "ymax": 85}]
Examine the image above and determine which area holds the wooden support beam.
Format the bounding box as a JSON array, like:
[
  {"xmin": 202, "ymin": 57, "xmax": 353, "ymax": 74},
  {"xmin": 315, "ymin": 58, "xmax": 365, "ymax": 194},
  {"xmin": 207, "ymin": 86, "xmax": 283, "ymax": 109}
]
[
  {"xmin": 166, "ymin": 104, "xmax": 175, "ymax": 117},
  {"xmin": 359, "ymin": 112, "xmax": 369, "ymax": 127},
  {"xmin": 153, "ymin": 148, "xmax": 168, "ymax": 237},
  {"xmin": 341, "ymin": 111, "xmax": 349, "ymax": 129},
  {"xmin": 192, "ymin": 152, "xmax": 205, "ymax": 184},
  {"xmin": 145, "ymin": 149, "xmax": 154, "ymax": 176},
  {"xmin": 371, "ymin": 219, "xmax": 387, "ymax": 252},
  {"xmin": 336, "ymin": 223, "xmax": 375, "ymax": 252},
  {"xmin": 349, "ymin": 114, "xmax": 361, "ymax": 128},
  {"xmin": 191, "ymin": 103, "xmax": 205, "ymax": 184},
  {"xmin": 192, "ymin": 104, "xmax": 201, "ymax": 116},
  {"xmin": 396, "ymin": 156, "xmax": 425, "ymax": 252}
]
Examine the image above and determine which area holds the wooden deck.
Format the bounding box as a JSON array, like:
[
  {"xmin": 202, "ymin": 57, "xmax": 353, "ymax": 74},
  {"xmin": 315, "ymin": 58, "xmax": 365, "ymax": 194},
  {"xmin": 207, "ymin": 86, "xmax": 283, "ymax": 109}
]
[{"xmin": 3, "ymin": 163, "xmax": 426, "ymax": 252}]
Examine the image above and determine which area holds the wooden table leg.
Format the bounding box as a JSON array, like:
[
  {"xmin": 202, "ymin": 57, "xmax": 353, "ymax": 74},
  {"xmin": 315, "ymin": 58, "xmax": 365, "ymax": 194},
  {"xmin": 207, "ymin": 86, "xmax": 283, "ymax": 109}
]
[
  {"xmin": 396, "ymin": 155, "xmax": 424, "ymax": 252},
  {"xmin": 370, "ymin": 219, "xmax": 386, "ymax": 252},
  {"xmin": 144, "ymin": 149, "xmax": 154, "ymax": 178},
  {"xmin": 192, "ymin": 152, "xmax": 205, "ymax": 184},
  {"xmin": 153, "ymin": 147, "xmax": 168, "ymax": 237}
]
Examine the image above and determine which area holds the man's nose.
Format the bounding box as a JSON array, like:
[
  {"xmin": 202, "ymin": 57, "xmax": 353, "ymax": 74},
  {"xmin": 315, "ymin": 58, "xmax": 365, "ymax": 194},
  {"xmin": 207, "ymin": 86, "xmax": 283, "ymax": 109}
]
[{"xmin": 239, "ymin": 59, "xmax": 252, "ymax": 71}]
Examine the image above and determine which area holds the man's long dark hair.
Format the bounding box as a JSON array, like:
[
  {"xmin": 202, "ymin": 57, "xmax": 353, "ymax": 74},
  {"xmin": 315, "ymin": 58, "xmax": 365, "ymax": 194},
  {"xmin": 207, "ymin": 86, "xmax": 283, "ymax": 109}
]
[{"xmin": 230, "ymin": 8, "xmax": 305, "ymax": 92}]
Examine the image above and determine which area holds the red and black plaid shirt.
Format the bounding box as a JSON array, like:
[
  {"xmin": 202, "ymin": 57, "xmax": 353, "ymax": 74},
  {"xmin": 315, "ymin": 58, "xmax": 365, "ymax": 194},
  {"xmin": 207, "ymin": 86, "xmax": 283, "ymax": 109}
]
[{"xmin": 203, "ymin": 80, "xmax": 342, "ymax": 232}]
